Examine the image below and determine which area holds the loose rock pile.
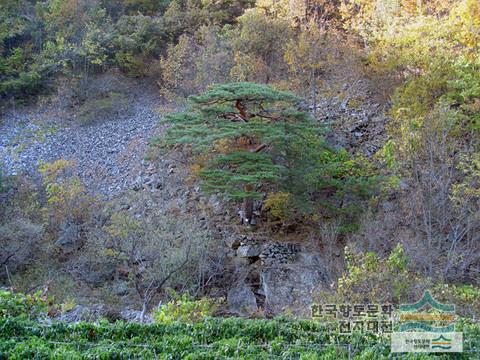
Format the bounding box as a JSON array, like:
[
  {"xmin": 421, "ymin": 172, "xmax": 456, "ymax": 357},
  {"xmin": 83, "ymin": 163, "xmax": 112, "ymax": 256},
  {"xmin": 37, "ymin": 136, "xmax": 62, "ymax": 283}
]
[
  {"xmin": 259, "ymin": 243, "xmax": 301, "ymax": 265},
  {"xmin": 0, "ymin": 93, "xmax": 163, "ymax": 197}
]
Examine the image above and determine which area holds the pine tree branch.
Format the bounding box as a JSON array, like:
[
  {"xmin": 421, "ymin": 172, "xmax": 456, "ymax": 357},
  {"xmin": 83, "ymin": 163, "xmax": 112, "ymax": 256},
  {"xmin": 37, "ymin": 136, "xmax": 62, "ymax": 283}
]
[
  {"xmin": 251, "ymin": 143, "xmax": 267, "ymax": 153},
  {"xmin": 235, "ymin": 100, "xmax": 250, "ymax": 121}
]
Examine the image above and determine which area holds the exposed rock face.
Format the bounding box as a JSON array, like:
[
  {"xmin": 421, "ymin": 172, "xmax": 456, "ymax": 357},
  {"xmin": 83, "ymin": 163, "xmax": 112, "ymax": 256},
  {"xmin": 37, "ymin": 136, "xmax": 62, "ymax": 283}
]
[
  {"xmin": 227, "ymin": 237, "xmax": 329, "ymax": 317},
  {"xmin": 305, "ymin": 79, "xmax": 389, "ymax": 158},
  {"xmin": 261, "ymin": 253, "xmax": 328, "ymax": 316},
  {"xmin": 237, "ymin": 243, "xmax": 264, "ymax": 258},
  {"xmin": 227, "ymin": 284, "xmax": 258, "ymax": 316},
  {"xmin": 259, "ymin": 243, "xmax": 301, "ymax": 265}
]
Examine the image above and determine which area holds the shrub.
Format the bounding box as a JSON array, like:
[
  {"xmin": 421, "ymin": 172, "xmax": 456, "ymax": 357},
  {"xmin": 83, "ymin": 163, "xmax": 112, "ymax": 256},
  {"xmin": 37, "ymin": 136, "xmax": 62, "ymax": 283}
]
[
  {"xmin": 0, "ymin": 0, "xmax": 46, "ymax": 100},
  {"xmin": 153, "ymin": 292, "xmax": 217, "ymax": 324},
  {"xmin": 114, "ymin": 14, "xmax": 167, "ymax": 59},
  {"xmin": 284, "ymin": 23, "xmax": 326, "ymax": 101},
  {"xmin": 123, "ymin": 0, "xmax": 171, "ymax": 16},
  {"xmin": 0, "ymin": 71, "xmax": 44, "ymax": 99},
  {"xmin": 76, "ymin": 91, "xmax": 129, "ymax": 125},
  {"xmin": 114, "ymin": 52, "xmax": 146, "ymax": 77},
  {"xmin": 157, "ymin": 34, "xmax": 199, "ymax": 101},
  {"xmin": 0, "ymin": 290, "xmax": 51, "ymax": 320},
  {"xmin": 432, "ymin": 284, "xmax": 480, "ymax": 319},
  {"xmin": 334, "ymin": 244, "xmax": 414, "ymax": 305},
  {"xmin": 38, "ymin": 160, "xmax": 93, "ymax": 229},
  {"xmin": 82, "ymin": 193, "xmax": 217, "ymax": 313},
  {"xmin": 264, "ymin": 191, "xmax": 293, "ymax": 223},
  {"xmin": 155, "ymin": 26, "xmax": 234, "ymax": 101},
  {"xmin": 229, "ymin": 8, "xmax": 292, "ymax": 83},
  {"xmin": 0, "ymin": 219, "xmax": 44, "ymax": 277}
]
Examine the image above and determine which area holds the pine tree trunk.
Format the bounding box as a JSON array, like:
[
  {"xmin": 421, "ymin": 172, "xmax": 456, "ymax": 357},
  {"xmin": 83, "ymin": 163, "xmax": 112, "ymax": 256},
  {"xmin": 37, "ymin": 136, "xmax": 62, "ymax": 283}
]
[{"xmin": 243, "ymin": 184, "xmax": 254, "ymax": 225}]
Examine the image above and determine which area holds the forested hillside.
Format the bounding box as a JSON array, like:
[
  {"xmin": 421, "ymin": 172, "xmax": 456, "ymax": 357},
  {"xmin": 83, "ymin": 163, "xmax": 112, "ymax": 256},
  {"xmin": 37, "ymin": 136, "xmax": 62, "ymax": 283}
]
[{"xmin": 0, "ymin": 0, "xmax": 479, "ymax": 358}]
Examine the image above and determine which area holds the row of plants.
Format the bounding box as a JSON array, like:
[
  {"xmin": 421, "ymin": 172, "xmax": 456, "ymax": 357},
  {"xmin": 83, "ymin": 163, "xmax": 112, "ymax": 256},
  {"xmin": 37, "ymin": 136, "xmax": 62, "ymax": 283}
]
[
  {"xmin": 1, "ymin": 291, "xmax": 479, "ymax": 359},
  {"xmin": 1, "ymin": 316, "xmax": 479, "ymax": 359}
]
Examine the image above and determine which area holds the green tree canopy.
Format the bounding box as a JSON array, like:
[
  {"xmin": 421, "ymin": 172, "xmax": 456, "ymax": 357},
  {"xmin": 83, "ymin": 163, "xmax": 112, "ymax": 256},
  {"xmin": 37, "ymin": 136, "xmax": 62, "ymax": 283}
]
[{"xmin": 161, "ymin": 82, "xmax": 377, "ymax": 225}]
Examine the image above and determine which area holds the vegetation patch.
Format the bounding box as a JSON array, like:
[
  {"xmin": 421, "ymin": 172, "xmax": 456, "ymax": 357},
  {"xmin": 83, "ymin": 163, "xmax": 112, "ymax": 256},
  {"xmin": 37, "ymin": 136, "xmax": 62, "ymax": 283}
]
[{"xmin": 76, "ymin": 91, "xmax": 130, "ymax": 126}]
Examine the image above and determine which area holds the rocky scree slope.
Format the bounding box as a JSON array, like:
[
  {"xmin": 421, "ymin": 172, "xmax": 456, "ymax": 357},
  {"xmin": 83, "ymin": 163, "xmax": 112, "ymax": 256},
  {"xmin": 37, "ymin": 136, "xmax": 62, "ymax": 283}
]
[
  {"xmin": 0, "ymin": 82, "xmax": 389, "ymax": 319},
  {"xmin": 0, "ymin": 92, "xmax": 163, "ymax": 196}
]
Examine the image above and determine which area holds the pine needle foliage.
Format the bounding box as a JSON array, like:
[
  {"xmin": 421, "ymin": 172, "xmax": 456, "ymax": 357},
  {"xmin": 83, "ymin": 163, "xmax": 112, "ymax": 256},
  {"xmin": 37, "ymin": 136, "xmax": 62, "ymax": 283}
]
[
  {"xmin": 161, "ymin": 82, "xmax": 377, "ymax": 221},
  {"xmin": 161, "ymin": 82, "xmax": 324, "ymax": 200}
]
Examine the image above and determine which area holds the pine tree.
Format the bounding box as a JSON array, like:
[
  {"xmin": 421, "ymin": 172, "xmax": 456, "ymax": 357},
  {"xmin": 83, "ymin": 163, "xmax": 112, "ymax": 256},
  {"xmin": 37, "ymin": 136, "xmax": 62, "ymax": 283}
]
[
  {"xmin": 161, "ymin": 82, "xmax": 375, "ymax": 225},
  {"xmin": 162, "ymin": 83, "xmax": 317, "ymax": 223}
]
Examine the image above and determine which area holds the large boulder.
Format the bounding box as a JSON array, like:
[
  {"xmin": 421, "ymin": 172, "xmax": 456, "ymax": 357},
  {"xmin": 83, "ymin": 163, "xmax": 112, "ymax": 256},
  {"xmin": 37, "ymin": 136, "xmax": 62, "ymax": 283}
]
[
  {"xmin": 237, "ymin": 243, "xmax": 263, "ymax": 258},
  {"xmin": 56, "ymin": 305, "xmax": 153, "ymax": 323},
  {"xmin": 56, "ymin": 305, "xmax": 108, "ymax": 323},
  {"xmin": 261, "ymin": 253, "xmax": 328, "ymax": 316},
  {"xmin": 227, "ymin": 284, "xmax": 258, "ymax": 316}
]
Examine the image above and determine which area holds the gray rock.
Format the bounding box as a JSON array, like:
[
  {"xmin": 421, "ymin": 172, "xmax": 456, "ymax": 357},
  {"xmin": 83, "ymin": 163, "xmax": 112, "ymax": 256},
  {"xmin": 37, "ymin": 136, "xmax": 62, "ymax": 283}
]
[
  {"xmin": 261, "ymin": 254, "xmax": 328, "ymax": 316},
  {"xmin": 0, "ymin": 90, "xmax": 163, "ymax": 197},
  {"xmin": 113, "ymin": 282, "xmax": 131, "ymax": 296},
  {"xmin": 55, "ymin": 224, "xmax": 82, "ymax": 251},
  {"xmin": 120, "ymin": 309, "xmax": 153, "ymax": 323},
  {"xmin": 237, "ymin": 244, "xmax": 263, "ymax": 258},
  {"xmin": 56, "ymin": 305, "xmax": 106, "ymax": 323},
  {"xmin": 224, "ymin": 237, "xmax": 241, "ymax": 249},
  {"xmin": 56, "ymin": 304, "xmax": 153, "ymax": 323},
  {"xmin": 382, "ymin": 201, "xmax": 395, "ymax": 212},
  {"xmin": 227, "ymin": 285, "xmax": 258, "ymax": 316}
]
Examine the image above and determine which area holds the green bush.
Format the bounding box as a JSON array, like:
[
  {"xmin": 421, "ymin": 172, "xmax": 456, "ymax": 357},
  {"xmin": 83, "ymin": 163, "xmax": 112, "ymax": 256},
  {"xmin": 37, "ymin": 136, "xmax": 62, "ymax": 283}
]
[
  {"xmin": 0, "ymin": 70, "xmax": 44, "ymax": 100},
  {"xmin": 113, "ymin": 14, "xmax": 168, "ymax": 60},
  {"xmin": 114, "ymin": 51, "xmax": 146, "ymax": 77},
  {"xmin": 153, "ymin": 292, "xmax": 217, "ymax": 324},
  {"xmin": 0, "ymin": 290, "xmax": 51, "ymax": 320},
  {"xmin": 334, "ymin": 244, "xmax": 413, "ymax": 305},
  {"xmin": 432, "ymin": 284, "xmax": 480, "ymax": 319},
  {"xmin": 76, "ymin": 91, "xmax": 130, "ymax": 125}
]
